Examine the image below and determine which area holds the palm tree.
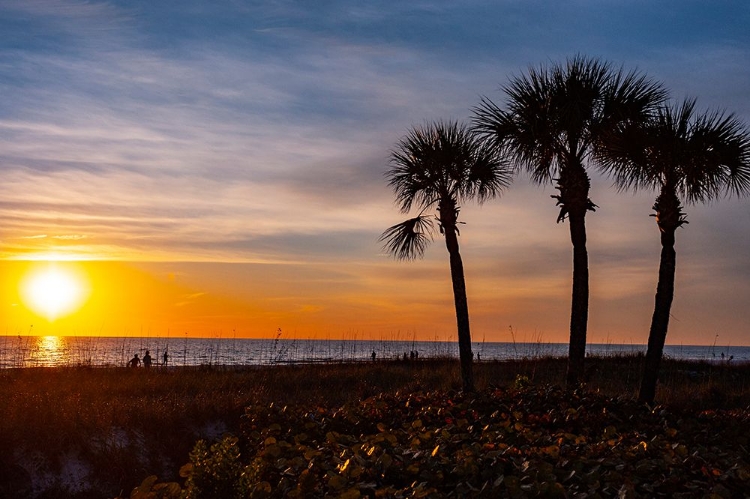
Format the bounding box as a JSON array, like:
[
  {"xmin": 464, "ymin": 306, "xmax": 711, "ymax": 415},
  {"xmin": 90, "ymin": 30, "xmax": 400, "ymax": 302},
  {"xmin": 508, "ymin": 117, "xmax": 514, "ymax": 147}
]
[
  {"xmin": 599, "ymin": 98, "xmax": 750, "ymax": 404},
  {"xmin": 473, "ymin": 55, "xmax": 666, "ymax": 386},
  {"xmin": 380, "ymin": 120, "xmax": 513, "ymax": 392}
]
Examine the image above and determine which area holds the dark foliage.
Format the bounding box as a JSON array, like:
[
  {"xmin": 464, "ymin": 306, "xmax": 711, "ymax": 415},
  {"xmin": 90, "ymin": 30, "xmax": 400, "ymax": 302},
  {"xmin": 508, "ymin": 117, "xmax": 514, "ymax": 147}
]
[{"xmin": 136, "ymin": 379, "xmax": 750, "ymax": 498}]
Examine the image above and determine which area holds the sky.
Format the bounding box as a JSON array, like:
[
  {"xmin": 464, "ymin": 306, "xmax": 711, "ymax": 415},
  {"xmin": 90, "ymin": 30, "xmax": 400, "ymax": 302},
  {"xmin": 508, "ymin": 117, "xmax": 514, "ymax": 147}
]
[{"xmin": 1, "ymin": 0, "xmax": 749, "ymax": 346}]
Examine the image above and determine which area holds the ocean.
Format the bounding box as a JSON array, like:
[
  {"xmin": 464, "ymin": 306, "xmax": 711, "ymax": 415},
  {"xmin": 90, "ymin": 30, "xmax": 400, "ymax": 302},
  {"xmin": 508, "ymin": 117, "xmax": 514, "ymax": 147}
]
[{"xmin": 1, "ymin": 335, "xmax": 748, "ymax": 368}]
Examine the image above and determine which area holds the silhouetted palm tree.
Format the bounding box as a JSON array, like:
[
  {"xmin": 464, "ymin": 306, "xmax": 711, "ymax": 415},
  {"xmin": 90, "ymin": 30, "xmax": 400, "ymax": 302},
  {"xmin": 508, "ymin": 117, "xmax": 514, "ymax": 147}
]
[
  {"xmin": 473, "ymin": 56, "xmax": 666, "ymax": 386},
  {"xmin": 380, "ymin": 121, "xmax": 513, "ymax": 392},
  {"xmin": 599, "ymin": 98, "xmax": 750, "ymax": 404}
]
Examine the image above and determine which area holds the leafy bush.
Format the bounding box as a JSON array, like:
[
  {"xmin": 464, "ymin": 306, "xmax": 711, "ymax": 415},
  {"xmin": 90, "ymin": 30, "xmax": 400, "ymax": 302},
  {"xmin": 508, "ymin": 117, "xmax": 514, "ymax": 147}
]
[
  {"xmin": 129, "ymin": 384, "xmax": 750, "ymax": 498},
  {"xmin": 180, "ymin": 436, "xmax": 251, "ymax": 499},
  {"xmin": 7, "ymin": 358, "xmax": 750, "ymax": 497}
]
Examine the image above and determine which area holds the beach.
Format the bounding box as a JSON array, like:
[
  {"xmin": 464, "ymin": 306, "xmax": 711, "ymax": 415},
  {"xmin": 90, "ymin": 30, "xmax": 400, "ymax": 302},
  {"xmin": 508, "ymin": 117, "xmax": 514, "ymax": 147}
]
[{"xmin": 2, "ymin": 356, "xmax": 748, "ymax": 497}]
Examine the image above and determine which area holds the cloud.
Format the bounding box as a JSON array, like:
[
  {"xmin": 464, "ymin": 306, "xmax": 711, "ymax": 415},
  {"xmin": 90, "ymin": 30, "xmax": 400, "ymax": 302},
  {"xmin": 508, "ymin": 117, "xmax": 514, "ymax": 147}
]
[
  {"xmin": 175, "ymin": 291, "xmax": 207, "ymax": 307},
  {"xmin": 1, "ymin": 2, "xmax": 495, "ymax": 263}
]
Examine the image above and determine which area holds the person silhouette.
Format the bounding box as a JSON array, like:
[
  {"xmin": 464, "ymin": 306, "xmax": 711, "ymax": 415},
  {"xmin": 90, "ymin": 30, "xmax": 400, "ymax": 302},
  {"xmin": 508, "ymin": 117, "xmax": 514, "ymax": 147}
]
[
  {"xmin": 143, "ymin": 350, "xmax": 152, "ymax": 368},
  {"xmin": 163, "ymin": 350, "xmax": 169, "ymax": 366},
  {"xmin": 128, "ymin": 354, "xmax": 140, "ymax": 368}
]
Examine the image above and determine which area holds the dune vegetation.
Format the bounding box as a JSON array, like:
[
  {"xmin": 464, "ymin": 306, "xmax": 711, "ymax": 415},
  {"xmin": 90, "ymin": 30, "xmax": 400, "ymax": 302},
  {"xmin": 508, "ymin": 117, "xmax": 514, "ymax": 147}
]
[{"xmin": 1, "ymin": 356, "xmax": 749, "ymax": 498}]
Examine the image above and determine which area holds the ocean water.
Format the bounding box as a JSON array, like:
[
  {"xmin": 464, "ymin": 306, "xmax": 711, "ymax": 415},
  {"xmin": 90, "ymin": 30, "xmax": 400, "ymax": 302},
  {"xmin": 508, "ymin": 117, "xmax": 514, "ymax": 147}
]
[{"xmin": 1, "ymin": 336, "xmax": 748, "ymax": 368}]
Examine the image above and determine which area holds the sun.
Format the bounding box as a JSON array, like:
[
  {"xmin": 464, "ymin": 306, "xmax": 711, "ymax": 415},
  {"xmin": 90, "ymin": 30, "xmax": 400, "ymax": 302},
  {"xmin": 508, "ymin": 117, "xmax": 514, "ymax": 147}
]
[{"xmin": 20, "ymin": 263, "xmax": 90, "ymax": 320}]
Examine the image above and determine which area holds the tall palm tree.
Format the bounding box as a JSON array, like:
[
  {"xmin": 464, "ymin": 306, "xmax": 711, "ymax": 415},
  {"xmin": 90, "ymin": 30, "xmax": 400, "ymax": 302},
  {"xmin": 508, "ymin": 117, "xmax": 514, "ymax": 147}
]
[
  {"xmin": 599, "ymin": 98, "xmax": 750, "ymax": 404},
  {"xmin": 473, "ymin": 55, "xmax": 666, "ymax": 386},
  {"xmin": 380, "ymin": 120, "xmax": 513, "ymax": 392}
]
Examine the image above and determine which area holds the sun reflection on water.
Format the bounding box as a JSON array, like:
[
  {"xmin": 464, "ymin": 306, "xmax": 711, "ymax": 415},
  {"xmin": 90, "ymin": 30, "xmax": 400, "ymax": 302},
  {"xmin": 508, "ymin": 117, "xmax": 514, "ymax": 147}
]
[
  {"xmin": 32, "ymin": 335, "xmax": 70, "ymax": 367},
  {"xmin": 39, "ymin": 335, "xmax": 62, "ymax": 355}
]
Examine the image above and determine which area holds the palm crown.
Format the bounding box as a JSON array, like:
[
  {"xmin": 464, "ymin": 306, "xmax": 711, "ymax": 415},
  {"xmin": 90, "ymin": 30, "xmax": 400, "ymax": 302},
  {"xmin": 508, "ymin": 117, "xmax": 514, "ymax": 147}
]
[
  {"xmin": 388, "ymin": 121, "xmax": 511, "ymax": 212},
  {"xmin": 381, "ymin": 121, "xmax": 512, "ymax": 260},
  {"xmin": 600, "ymin": 98, "xmax": 750, "ymax": 204},
  {"xmin": 474, "ymin": 55, "xmax": 667, "ymax": 185}
]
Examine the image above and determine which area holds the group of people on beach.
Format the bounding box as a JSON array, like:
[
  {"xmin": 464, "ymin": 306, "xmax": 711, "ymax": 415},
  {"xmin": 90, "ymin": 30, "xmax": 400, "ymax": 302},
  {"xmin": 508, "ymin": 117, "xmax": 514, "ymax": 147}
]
[
  {"xmin": 368, "ymin": 350, "xmax": 421, "ymax": 362},
  {"xmin": 128, "ymin": 349, "xmax": 168, "ymax": 368}
]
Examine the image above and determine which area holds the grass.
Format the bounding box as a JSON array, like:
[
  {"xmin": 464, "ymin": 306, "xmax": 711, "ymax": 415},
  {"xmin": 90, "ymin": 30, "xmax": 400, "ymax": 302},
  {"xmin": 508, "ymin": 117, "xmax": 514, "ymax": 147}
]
[{"xmin": 0, "ymin": 355, "xmax": 748, "ymax": 497}]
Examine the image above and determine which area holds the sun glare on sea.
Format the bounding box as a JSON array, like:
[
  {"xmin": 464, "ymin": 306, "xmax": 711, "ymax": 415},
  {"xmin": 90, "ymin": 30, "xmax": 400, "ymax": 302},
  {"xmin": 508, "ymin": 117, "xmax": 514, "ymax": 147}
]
[
  {"xmin": 40, "ymin": 334, "xmax": 62, "ymax": 349},
  {"xmin": 20, "ymin": 262, "xmax": 90, "ymax": 321}
]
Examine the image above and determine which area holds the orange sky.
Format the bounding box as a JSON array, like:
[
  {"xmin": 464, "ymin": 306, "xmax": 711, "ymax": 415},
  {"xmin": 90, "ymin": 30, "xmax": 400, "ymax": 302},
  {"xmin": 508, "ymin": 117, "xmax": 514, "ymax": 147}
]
[{"xmin": 2, "ymin": 188, "xmax": 749, "ymax": 347}]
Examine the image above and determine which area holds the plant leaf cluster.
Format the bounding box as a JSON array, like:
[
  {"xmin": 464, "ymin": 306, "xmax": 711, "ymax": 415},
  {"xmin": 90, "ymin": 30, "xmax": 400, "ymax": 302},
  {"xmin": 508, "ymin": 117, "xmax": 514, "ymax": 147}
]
[{"xmin": 129, "ymin": 384, "xmax": 750, "ymax": 498}]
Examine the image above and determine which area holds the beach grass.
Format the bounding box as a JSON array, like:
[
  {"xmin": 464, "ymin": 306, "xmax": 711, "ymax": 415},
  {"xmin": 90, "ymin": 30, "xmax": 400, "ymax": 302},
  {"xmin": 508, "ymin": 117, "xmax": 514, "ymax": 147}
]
[{"xmin": 1, "ymin": 355, "xmax": 749, "ymax": 497}]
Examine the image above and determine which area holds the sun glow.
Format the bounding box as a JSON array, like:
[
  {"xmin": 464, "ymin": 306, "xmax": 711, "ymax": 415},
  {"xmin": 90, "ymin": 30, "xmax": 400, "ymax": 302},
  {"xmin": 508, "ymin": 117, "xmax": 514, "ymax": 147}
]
[{"xmin": 20, "ymin": 263, "xmax": 90, "ymax": 320}]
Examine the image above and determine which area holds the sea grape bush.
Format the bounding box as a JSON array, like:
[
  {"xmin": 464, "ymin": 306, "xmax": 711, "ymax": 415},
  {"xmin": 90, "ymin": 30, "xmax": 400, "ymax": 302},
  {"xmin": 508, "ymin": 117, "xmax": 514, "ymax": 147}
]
[
  {"xmin": 127, "ymin": 384, "xmax": 750, "ymax": 498},
  {"xmin": 180, "ymin": 436, "xmax": 252, "ymax": 499}
]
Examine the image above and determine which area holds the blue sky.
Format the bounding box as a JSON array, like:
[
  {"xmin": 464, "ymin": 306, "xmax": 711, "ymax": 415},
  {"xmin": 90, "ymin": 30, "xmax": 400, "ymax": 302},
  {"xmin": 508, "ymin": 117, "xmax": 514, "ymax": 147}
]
[{"xmin": 1, "ymin": 0, "xmax": 749, "ymax": 344}]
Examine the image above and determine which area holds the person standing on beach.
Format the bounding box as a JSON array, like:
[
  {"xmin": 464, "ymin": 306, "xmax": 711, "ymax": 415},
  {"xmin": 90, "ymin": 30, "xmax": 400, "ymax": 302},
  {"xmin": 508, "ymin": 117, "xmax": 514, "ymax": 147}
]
[
  {"xmin": 143, "ymin": 350, "xmax": 152, "ymax": 368},
  {"xmin": 163, "ymin": 350, "xmax": 168, "ymax": 366},
  {"xmin": 128, "ymin": 354, "xmax": 140, "ymax": 368}
]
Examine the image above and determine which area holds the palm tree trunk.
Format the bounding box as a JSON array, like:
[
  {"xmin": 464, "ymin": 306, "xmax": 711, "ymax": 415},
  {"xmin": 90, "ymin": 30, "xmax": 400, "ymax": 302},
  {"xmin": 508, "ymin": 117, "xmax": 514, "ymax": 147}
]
[
  {"xmin": 639, "ymin": 189, "xmax": 681, "ymax": 404},
  {"xmin": 639, "ymin": 230, "xmax": 676, "ymax": 404},
  {"xmin": 558, "ymin": 160, "xmax": 592, "ymax": 388},
  {"xmin": 567, "ymin": 210, "xmax": 589, "ymax": 387},
  {"xmin": 443, "ymin": 225, "xmax": 475, "ymax": 392}
]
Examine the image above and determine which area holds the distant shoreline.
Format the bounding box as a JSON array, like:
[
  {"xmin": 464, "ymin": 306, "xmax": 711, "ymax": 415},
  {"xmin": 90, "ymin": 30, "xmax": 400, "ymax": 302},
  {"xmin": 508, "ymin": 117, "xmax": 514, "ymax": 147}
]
[
  {"xmin": 3, "ymin": 336, "xmax": 748, "ymax": 368},
  {"xmin": 5, "ymin": 334, "xmax": 749, "ymax": 347},
  {"xmin": 3, "ymin": 352, "xmax": 749, "ymax": 371}
]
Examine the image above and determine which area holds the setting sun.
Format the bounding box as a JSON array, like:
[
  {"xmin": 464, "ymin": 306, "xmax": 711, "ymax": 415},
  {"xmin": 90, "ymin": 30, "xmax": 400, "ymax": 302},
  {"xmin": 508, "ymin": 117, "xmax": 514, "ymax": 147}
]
[{"xmin": 20, "ymin": 263, "xmax": 90, "ymax": 321}]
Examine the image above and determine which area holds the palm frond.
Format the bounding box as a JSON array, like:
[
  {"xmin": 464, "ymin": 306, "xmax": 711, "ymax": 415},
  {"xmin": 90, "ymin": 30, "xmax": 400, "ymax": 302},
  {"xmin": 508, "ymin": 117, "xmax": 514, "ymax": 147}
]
[
  {"xmin": 472, "ymin": 97, "xmax": 509, "ymax": 147},
  {"xmin": 550, "ymin": 56, "xmax": 610, "ymax": 151},
  {"xmin": 681, "ymin": 107, "xmax": 750, "ymax": 203},
  {"xmin": 465, "ymin": 136, "xmax": 514, "ymax": 203},
  {"xmin": 502, "ymin": 62, "xmax": 559, "ymax": 181},
  {"xmin": 601, "ymin": 65, "xmax": 667, "ymax": 126},
  {"xmin": 378, "ymin": 216, "xmax": 434, "ymax": 261}
]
